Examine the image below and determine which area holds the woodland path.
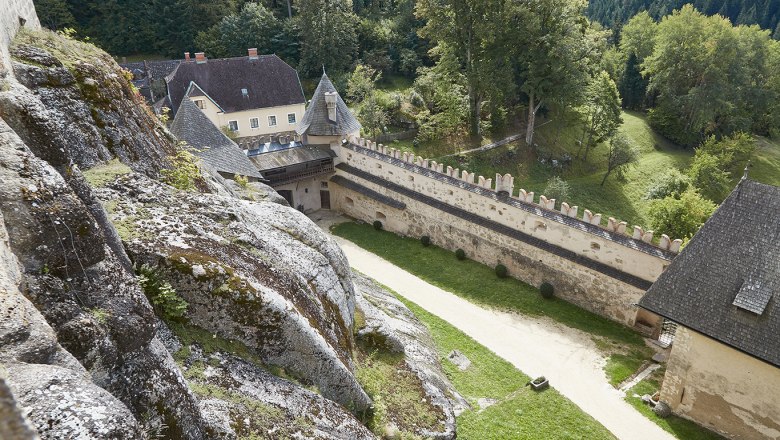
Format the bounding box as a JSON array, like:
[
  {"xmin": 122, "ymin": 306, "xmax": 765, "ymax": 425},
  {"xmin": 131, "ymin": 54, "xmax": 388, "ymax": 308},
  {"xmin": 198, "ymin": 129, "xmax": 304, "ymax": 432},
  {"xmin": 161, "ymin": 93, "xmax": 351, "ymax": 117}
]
[{"xmin": 313, "ymin": 214, "xmax": 675, "ymax": 440}]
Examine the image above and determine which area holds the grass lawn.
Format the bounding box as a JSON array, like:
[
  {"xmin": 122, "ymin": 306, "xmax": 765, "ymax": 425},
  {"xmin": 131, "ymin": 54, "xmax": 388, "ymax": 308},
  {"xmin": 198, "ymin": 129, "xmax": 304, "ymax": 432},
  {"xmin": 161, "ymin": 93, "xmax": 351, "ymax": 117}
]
[
  {"xmin": 625, "ymin": 378, "xmax": 725, "ymax": 440},
  {"xmin": 332, "ymin": 222, "xmax": 646, "ymax": 350},
  {"xmin": 395, "ymin": 291, "xmax": 616, "ymax": 439}
]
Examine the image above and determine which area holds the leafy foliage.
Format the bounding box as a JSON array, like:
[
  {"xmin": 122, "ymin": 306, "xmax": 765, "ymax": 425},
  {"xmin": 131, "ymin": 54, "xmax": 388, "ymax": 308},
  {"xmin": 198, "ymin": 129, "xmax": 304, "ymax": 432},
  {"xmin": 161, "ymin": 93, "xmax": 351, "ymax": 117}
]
[
  {"xmin": 648, "ymin": 189, "xmax": 716, "ymax": 239},
  {"xmin": 578, "ymin": 71, "xmax": 623, "ymax": 160},
  {"xmin": 543, "ymin": 176, "xmax": 571, "ymax": 205},
  {"xmin": 602, "ymin": 133, "xmax": 640, "ymax": 185},
  {"xmin": 295, "ymin": 0, "xmax": 358, "ymax": 75},
  {"xmin": 645, "ymin": 169, "xmax": 691, "ymax": 200},
  {"xmin": 687, "ymin": 152, "xmax": 733, "ymax": 203},
  {"xmin": 136, "ymin": 265, "xmax": 189, "ymax": 321},
  {"xmin": 495, "ymin": 264, "xmax": 508, "ymax": 278},
  {"xmin": 161, "ymin": 147, "xmax": 201, "ymax": 191},
  {"xmin": 540, "ymin": 282, "xmax": 555, "ymax": 299},
  {"xmin": 455, "ymin": 249, "xmax": 466, "ymax": 260},
  {"xmin": 420, "ymin": 235, "xmax": 431, "ymax": 246},
  {"xmin": 194, "ymin": 3, "xmax": 292, "ymax": 60}
]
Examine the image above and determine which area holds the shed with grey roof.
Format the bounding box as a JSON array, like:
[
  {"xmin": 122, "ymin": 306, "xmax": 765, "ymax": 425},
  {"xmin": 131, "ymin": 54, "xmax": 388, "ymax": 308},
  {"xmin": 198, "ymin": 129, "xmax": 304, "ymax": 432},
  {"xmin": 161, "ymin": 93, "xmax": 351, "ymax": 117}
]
[{"xmin": 639, "ymin": 179, "xmax": 780, "ymax": 367}]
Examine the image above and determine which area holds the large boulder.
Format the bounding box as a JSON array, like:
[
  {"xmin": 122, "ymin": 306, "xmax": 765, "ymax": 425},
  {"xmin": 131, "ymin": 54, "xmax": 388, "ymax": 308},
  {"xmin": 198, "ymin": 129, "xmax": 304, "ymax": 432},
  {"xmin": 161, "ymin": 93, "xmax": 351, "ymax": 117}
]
[
  {"xmin": 354, "ymin": 273, "xmax": 469, "ymax": 439},
  {"xmin": 96, "ymin": 172, "xmax": 371, "ymax": 412}
]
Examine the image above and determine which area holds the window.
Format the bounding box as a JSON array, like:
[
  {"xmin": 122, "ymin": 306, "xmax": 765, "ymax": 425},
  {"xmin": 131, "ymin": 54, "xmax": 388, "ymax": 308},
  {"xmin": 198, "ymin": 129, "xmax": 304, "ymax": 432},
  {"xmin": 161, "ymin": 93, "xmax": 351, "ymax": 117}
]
[
  {"xmin": 194, "ymin": 99, "xmax": 205, "ymax": 109},
  {"xmin": 228, "ymin": 120, "xmax": 239, "ymax": 131},
  {"xmin": 288, "ymin": 113, "xmax": 296, "ymax": 124},
  {"xmin": 268, "ymin": 115, "xmax": 277, "ymax": 126},
  {"xmin": 241, "ymin": 88, "xmax": 248, "ymax": 97},
  {"xmin": 250, "ymin": 118, "xmax": 259, "ymax": 129}
]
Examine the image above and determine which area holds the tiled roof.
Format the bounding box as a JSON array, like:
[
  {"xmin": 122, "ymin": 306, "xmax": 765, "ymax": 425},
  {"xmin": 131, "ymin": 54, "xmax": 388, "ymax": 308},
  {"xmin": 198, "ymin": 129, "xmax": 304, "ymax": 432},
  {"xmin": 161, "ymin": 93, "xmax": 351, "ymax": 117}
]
[
  {"xmin": 296, "ymin": 73, "xmax": 361, "ymax": 137},
  {"xmin": 170, "ymin": 98, "xmax": 263, "ymax": 179},
  {"xmin": 639, "ymin": 179, "xmax": 780, "ymax": 367},
  {"xmin": 335, "ymin": 162, "xmax": 654, "ymax": 290},
  {"xmin": 249, "ymin": 145, "xmax": 334, "ymax": 171},
  {"xmin": 166, "ymin": 55, "xmax": 305, "ymax": 114}
]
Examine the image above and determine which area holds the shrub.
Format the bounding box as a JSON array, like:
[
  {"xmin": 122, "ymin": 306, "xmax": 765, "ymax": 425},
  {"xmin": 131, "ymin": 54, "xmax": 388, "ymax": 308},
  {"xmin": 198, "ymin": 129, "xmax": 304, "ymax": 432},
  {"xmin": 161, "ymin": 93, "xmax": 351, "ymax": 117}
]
[
  {"xmin": 648, "ymin": 189, "xmax": 716, "ymax": 240},
  {"xmin": 421, "ymin": 235, "xmax": 431, "ymax": 246},
  {"xmin": 687, "ymin": 152, "xmax": 732, "ymax": 203},
  {"xmin": 161, "ymin": 146, "xmax": 200, "ymax": 191},
  {"xmin": 495, "ymin": 264, "xmax": 508, "ymax": 278},
  {"xmin": 455, "ymin": 249, "xmax": 466, "ymax": 260},
  {"xmin": 373, "ymin": 220, "xmax": 383, "ymax": 230},
  {"xmin": 136, "ymin": 265, "xmax": 188, "ymax": 321},
  {"xmin": 543, "ymin": 176, "xmax": 570, "ymax": 206},
  {"xmin": 234, "ymin": 174, "xmax": 249, "ymax": 189},
  {"xmin": 540, "ymin": 282, "xmax": 555, "ymax": 299},
  {"xmin": 645, "ymin": 169, "xmax": 690, "ymax": 200}
]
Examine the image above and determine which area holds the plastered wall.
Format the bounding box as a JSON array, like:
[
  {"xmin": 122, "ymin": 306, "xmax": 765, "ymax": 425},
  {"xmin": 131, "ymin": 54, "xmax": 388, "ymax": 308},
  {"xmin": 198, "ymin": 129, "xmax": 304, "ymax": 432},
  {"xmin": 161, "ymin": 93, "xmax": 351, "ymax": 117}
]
[
  {"xmin": 661, "ymin": 327, "xmax": 780, "ymax": 440},
  {"xmin": 0, "ymin": 0, "xmax": 39, "ymax": 74}
]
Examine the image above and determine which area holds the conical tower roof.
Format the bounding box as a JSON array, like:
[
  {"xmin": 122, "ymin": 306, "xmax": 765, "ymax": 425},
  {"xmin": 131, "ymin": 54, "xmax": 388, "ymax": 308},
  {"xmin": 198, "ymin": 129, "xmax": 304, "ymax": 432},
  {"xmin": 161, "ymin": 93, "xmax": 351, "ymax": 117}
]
[{"xmin": 296, "ymin": 73, "xmax": 361, "ymax": 137}]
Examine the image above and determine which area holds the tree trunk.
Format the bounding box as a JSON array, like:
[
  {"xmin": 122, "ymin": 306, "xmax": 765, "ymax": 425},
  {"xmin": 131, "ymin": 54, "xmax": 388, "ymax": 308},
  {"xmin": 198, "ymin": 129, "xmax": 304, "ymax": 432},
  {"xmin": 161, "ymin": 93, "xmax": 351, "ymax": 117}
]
[
  {"xmin": 286, "ymin": 0, "xmax": 292, "ymax": 18},
  {"xmin": 526, "ymin": 92, "xmax": 537, "ymax": 145},
  {"xmin": 601, "ymin": 169, "xmax": 611, "ymax": 186},
  {"xmin": 468, "ymin": 89, "xmax": 481, "ymax": 136}
]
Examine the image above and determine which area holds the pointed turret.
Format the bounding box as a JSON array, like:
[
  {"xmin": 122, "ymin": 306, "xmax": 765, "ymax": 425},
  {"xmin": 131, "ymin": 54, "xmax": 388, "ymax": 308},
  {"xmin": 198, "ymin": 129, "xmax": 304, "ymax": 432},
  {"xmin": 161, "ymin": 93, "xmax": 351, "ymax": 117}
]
[{"xmin": 296, "ymin": 73, "xmax": 361, "ymax": 141}]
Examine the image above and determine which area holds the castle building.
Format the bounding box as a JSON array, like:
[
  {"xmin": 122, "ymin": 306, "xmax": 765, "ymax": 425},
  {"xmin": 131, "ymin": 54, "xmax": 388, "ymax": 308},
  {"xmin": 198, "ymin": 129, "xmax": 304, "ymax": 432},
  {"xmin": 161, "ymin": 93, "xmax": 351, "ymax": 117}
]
[
  {"xmin": 639, "ymin": 178, "xmax": 780, "ymax": 439},
  {"xmin": 165, "ymin": 49, "xmax": 306, "ymax": 147}
]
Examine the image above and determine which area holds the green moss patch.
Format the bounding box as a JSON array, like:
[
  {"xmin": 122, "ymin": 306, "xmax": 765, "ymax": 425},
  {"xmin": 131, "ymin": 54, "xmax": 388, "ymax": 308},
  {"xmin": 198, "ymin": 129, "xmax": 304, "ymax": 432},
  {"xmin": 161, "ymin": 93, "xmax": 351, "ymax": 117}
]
[{"xmin": 83, "ymin": 158, "xmax": 132, "ymax": 187}]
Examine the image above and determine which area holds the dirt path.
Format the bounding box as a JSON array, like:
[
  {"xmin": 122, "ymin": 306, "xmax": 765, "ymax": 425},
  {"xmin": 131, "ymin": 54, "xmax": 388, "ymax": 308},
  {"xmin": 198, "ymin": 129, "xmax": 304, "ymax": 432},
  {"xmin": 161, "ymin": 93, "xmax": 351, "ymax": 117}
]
[
  {"xmin": 324, "ymin": 231, "xmax": 675, "ymax": 440},
  {"xmin": 440, "ymin": 133, "xmax": 524, "ymax": 157}
]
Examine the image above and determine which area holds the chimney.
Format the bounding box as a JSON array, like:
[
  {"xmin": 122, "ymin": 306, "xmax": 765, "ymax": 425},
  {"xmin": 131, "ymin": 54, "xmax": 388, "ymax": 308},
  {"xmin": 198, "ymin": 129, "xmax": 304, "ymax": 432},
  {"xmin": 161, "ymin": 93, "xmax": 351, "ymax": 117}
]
[
  {"xmin": 184, "ymin": 52, "xmax": 190, "ymax": 62},
  {"xmin": 324, "ymin": 92, "xmax": 337, "ymax": 122},
  {"xmin": 195, "ymin": 52, "xmax": 206, "ymax": 64},
  {"xmin": 248, "ymin": 48, "xmax": 258, "ymax": 59}
]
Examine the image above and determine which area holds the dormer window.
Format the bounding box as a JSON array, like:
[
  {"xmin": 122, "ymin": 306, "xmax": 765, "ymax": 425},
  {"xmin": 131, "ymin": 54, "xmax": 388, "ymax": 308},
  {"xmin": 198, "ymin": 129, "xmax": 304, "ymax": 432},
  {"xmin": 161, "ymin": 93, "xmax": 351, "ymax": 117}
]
[
  {"xmin": 241, "ymin": 88, "xmax": 248, "ymax": 97},
  {"xmin": 194, "ymin": 99, "xmax": 205, "ymax": 109}
]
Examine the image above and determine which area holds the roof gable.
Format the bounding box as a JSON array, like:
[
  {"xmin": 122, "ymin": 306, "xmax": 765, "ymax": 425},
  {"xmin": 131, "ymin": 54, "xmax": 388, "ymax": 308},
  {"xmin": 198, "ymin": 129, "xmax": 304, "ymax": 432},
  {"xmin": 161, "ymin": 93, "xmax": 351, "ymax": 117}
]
[
  {"xmin": 639, "ymin": 179, "xmax": 780, "ymax": 366},
  {"xmin": 166, "ymin": 55, "xmax": 305, "ymax": 114},
  {"xmin": 170, "ymin": 98, "xmax": 262, "ymax": 179},
  {"xmin": 296, "ymin": 73, "xmax": 361, "ymax": 137}
]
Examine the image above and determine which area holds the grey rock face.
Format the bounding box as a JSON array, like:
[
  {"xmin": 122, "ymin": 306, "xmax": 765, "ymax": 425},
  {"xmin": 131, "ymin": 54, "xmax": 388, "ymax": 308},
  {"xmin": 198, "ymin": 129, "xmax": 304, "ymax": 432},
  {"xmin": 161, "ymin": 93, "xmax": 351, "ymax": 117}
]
[
  {"xmin": 354, "ymin": 273, "xmax": 469, "ymax": 439},
  {"xmin": 96, "ymin": 172, "xmax": 371, "ymax": 412},
  {"xmin": 5, "ymin": 363, "xmax": 142, "ymax": 439},
  {"xmin": 0, "ymin": 376, "xmax": 39, "ymax": 440},
  {"xmin": 0, "ymin": 118, "xmax": 208, "ymax": 439}
]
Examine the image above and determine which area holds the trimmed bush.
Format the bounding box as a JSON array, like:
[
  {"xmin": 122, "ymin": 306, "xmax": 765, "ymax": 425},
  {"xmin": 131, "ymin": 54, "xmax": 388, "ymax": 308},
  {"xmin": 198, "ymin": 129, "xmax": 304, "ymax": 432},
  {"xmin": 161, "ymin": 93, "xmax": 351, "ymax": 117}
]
[
  {"xmin": 455, "ymin": 249, "xmax": 466, "ymax": 260},
  {"xmin": 540, "ymin": 282, "xmax": 555, "ymax": 299},
  {"xmin": 495, "ymin": 264, "xmax": 508, "ymax": 278},
  {"xmin": 421, "ymin": 235, "xmax": 431, "ymax": 246},
  {"xmin": 373, "ymin": 220, "xmax": 383, "ymax": 230}
]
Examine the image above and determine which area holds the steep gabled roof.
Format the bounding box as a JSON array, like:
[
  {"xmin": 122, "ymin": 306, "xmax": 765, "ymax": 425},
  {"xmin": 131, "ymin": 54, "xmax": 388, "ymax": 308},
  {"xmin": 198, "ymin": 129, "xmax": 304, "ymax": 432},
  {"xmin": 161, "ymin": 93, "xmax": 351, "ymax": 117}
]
[
  {"xmin": 639, "ymin": 179, "xmax": 780, "ymax": 367},
  {"xmin": 170, "ymin": 98, "xmax": 262, "ymax": 179},
  {"xmin": 166, "ymin": 55, "xmax": 305, "ymax": 114},
  {"xmin": 296, "ymin": 73, "xmax": 361, "ymax": 137}
]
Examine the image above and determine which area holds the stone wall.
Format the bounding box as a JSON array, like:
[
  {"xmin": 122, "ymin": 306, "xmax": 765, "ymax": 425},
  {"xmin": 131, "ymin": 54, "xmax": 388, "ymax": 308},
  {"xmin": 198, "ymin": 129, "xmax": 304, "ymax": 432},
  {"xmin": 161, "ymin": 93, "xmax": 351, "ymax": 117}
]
[
  {"xmin": 661, "ymin": 327, "xmax": 780, "ymax": 439},
  {"xmin": 0, "ymin": 0, "xmax": 39, "ymax": 73},
  {"xmin": 328, "ymin": 137, "xmax": 677, "ymax": 327}
]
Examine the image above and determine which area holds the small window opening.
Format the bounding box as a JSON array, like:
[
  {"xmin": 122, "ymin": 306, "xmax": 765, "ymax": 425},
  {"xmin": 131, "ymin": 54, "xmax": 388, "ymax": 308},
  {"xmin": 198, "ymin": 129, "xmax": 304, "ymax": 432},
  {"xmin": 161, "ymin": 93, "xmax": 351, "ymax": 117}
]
[
  {"xmin": 590, "ymin": 242, "xmax": 601, "ymax": 250},
  {"xmin": 376, "ymin": 211, "xmax": 387, "ymax": 220},
  {"xmin": 345, "ymin": 197, "xmax": 354, "ymax": 206}
]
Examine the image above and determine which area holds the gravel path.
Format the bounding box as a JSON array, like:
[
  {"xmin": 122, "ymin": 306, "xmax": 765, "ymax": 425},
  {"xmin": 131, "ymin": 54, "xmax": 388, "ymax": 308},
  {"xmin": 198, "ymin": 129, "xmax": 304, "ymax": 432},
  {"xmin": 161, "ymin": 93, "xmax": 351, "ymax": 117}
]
[{"xmin": 327, "ymin": 233, "xmax": 675, "ymax": 440}]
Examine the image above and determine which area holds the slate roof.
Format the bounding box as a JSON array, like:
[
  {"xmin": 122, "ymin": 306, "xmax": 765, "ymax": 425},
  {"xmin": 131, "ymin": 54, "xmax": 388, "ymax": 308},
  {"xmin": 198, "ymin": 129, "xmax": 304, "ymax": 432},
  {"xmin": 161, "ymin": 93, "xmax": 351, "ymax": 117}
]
[
  {"xmin": 166, "ymin": 55, "xmax": 305, "ymax": 114},
  {"xmin": 248, "ymin": 145, "xmax": 334, "ymax": 171},
  {"xmin": 296, "ymin": 73, "xmax": 361, "ymax": 137},
  {"xmin": 639, "ymin": 179, "xmax": 780, "ymax": 367},
  {"xmin": 170, "ymin": 98, "xmax": 263, "ymax": 179}
]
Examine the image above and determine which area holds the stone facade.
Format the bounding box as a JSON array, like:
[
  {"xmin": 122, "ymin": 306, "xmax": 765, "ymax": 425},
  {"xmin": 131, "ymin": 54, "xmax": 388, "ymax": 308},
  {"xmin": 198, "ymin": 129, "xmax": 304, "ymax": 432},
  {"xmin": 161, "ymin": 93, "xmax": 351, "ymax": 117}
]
[
  {"xmin": 661, "ymin": 327, "xmax": 780, "ymax": 439},
  {"xmin": 328, "ymin": 138, "xmax": 677, "ymax": 327},
  {"xmin": 0, "ymin": 0, "xmax": 39, "ymax": 72}
]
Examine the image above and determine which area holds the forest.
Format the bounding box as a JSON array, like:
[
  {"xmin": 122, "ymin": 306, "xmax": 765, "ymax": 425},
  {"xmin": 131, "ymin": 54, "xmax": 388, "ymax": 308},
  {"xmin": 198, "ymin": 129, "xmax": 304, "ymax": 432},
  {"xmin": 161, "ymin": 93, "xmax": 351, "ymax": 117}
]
[{"xmin": 34, "ymin": 0, "xmax": 780, "ymax": 240}]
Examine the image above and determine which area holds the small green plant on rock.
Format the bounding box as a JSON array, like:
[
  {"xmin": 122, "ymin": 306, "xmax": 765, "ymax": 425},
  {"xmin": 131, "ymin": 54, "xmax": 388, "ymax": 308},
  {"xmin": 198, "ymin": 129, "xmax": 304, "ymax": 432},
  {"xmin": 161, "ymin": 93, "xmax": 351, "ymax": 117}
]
[
  {"xmin": 495, "ymin": 264, "xmax": 508, "ymax": 278},
  {"xmin": 136, "ymin": 265, "xmax": 188, "ymax": 321},
  {"xmin": 455, "ymin": 249, "xmax": 466, "ymax": 260},
  {"xmin": 234, "ymin": 174, "xmax": 249, "ymax": 189},
  {"xmin": 540, "ymin": 282, "xmax": 555, "ymax": 299},
  {"xmin": 161, "ymin": 145, "xmax": 200, "ymax": 191},
  {"xmin": 420, "ymin": 235, "xmax": 431, "ymax": 246}
]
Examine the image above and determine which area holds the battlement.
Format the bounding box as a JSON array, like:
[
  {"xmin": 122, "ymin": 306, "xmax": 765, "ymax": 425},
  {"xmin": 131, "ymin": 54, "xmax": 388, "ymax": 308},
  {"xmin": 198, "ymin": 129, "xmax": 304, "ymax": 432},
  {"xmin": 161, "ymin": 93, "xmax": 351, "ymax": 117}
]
[{"xmin": 343, "ymin": 136, "xmax": 682, "ymax": 255}]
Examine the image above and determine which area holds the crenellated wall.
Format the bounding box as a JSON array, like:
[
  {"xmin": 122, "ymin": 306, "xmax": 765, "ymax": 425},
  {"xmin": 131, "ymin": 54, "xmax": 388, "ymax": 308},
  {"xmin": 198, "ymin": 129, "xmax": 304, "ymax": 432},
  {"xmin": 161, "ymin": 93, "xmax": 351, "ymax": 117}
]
[
  {"xmin": 0, "ymin": 0, "xmax": 39, "ymax": 74},
  {"xmin": 330, "ymin": 136, "xmax": 675, "ymax": 327}
]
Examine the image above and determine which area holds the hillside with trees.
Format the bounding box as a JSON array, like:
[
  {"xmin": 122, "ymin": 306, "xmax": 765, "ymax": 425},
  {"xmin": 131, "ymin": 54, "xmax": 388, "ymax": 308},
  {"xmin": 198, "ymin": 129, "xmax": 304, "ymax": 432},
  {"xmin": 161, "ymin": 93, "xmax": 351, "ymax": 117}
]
[{"xmin": 588, "ymin": 0, "xmax": 780, "ymax": 37}]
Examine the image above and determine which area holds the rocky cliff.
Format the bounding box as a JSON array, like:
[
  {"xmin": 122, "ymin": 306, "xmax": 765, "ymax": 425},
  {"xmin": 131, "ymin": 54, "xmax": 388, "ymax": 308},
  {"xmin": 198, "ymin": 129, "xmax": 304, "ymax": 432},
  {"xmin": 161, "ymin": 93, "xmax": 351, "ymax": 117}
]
[{"xmin": 0, "ymin": 27, "xmax": 461, "ymax": 439}]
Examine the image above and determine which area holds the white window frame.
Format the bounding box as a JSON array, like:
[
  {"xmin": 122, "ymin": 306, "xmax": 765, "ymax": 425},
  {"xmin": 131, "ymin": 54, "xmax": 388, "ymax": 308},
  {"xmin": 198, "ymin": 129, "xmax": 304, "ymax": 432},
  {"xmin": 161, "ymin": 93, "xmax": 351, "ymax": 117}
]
[
  {"xmin": 250, "ymin": 117, "xmax": 259, "ymax": 129},
  {"xmin": 228, "ymin": 120, "xmax": 239, "ymax": 132},
  {"xmin": 287, "ymin": 113, "xmax": 296, "ymax": 124},
  {"xmin": 194, "ymin": 99, "xmax": 206, "ymax": 109},
  {"xmin": 268, "ymin": 115, "xmax": 277, "ymax": 127}
]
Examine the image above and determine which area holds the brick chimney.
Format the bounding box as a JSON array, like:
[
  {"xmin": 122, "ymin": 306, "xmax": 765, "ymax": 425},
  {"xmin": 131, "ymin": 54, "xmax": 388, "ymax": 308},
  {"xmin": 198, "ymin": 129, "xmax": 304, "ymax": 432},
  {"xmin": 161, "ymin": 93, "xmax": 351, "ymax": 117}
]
[
  {"xmin": 184, "ymin": 52, "xmax": 190, "ymax": 62},
  {"xmin": 248, "ymin": 48, "xmax": 258, "ymax": 60},
  {"xmin": 195, "ymin": 52, "xmax": 206, "ymax": 64}
]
